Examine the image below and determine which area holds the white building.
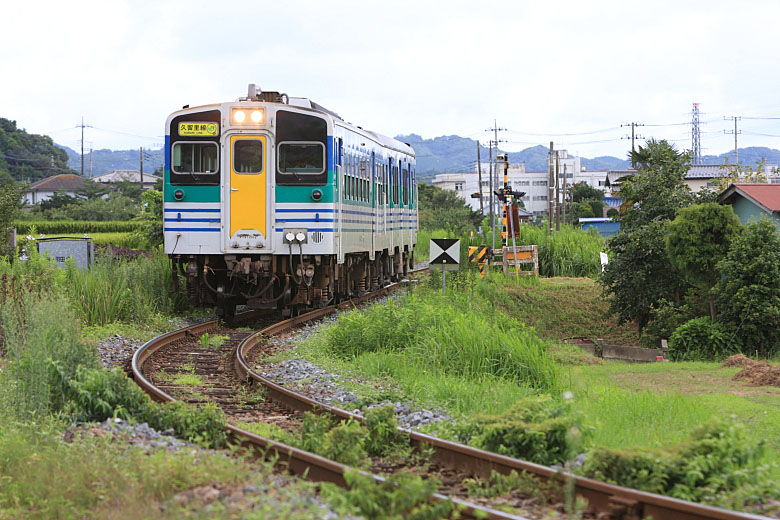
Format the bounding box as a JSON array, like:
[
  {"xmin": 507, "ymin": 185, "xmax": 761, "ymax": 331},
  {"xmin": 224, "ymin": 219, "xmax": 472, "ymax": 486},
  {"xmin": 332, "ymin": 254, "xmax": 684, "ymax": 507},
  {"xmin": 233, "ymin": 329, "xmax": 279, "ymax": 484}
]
[
  {"xmin": 431, "ymin": 151, "xmax": 607, "ymax": 216},
  {"xmin": 24, "ymin": 174, "xmax": 90, "ymax": 205}
]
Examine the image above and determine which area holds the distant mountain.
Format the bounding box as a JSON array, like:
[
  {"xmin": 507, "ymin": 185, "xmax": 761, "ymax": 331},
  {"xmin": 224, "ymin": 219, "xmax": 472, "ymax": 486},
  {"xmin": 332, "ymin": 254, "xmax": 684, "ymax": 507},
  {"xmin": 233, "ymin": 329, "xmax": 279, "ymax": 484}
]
[
  {"xmin": 397, "ymin": 135, "xmax": 630, "ymax": 181},
  {"xmin": 58, "ymin": 145, "xmax": 163, "ymax": 177},
  {"xmin": 699, "ymin": 146, "xmax": 780, "ymax": 167}
]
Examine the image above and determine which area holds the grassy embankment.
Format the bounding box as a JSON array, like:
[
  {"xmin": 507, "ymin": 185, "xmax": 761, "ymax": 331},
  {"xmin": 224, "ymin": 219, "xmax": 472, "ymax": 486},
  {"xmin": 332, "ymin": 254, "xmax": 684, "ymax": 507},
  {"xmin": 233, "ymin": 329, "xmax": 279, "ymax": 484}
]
[{"xmin": 272, "ymin": 264, "xmax": 780, "ymax": 511}]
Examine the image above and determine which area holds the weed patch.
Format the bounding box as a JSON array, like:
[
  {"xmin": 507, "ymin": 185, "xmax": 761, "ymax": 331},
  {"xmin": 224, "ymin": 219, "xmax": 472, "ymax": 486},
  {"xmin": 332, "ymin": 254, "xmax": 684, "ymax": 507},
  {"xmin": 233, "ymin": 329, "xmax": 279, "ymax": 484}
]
[
  {"xmin": 199, "ymin": 332, "xmax": 229, "ymax": 349},
  {"xmin": 461, "ymin": 395, "xmax": 588, "ymax": 466},
  {"xmin": 583, "ymin": 417, "xmax": 779, "ymax": 510}
]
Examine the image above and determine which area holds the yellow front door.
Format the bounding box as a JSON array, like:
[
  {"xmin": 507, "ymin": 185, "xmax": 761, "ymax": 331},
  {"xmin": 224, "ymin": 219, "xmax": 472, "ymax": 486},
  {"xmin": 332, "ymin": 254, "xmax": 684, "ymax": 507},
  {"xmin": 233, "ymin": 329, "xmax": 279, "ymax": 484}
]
[{"xmin": 229, "ymin": 135, "xmax": 267, "ymax": 248}]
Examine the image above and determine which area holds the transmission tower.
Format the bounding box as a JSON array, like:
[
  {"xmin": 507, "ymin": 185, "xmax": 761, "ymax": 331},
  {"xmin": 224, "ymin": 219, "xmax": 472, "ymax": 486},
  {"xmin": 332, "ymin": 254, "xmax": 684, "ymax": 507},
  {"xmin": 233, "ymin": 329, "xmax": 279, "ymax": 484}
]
[{"xmin": 691, "ymin": 103, "xmax": 702, "ymax": 165}]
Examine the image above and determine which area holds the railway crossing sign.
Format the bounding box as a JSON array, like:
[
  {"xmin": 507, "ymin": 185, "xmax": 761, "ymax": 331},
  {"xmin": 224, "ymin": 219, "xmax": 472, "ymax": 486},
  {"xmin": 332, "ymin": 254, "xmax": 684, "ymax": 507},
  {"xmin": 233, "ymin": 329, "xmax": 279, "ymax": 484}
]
[{"xmin": 430, "ymin": 238, "xmax": 460, "ymax": 272}]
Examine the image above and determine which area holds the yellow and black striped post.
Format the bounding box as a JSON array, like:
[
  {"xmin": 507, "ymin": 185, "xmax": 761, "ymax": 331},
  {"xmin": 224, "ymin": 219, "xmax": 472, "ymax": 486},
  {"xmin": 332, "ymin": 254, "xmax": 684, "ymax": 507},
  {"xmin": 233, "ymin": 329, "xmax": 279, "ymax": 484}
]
[
  {"xmin": 501, "ymin": 156, "xmax": 510, "ymax": 246},
  {"xmin": 468, "ymin": 245, "xmax": 489, "ymax": 278}
]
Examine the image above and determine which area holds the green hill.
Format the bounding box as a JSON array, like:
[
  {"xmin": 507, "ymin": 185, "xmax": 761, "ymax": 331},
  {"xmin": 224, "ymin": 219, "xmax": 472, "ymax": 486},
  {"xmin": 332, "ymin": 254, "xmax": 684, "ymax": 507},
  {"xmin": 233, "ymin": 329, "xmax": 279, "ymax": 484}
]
[{"xmin": 0, "ymin": 118, "xmax": 74, "ymax": 184}]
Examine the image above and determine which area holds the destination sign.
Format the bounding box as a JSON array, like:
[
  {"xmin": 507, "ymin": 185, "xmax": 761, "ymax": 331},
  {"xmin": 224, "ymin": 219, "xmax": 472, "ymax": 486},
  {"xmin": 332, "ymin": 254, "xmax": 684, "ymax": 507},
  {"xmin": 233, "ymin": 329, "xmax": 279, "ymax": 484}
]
[{"xmin": 179, "ymin": 122, "xmax": 219, "ymax": 136}]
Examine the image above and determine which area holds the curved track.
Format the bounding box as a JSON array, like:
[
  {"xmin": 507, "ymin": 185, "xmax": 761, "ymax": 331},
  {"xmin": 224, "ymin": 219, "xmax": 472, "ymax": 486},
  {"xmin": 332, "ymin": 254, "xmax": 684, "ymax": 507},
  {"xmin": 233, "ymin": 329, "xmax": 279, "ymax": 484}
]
[{"xmin": 132, "ymin": 277, "xmax": 768, "ymax": 520}]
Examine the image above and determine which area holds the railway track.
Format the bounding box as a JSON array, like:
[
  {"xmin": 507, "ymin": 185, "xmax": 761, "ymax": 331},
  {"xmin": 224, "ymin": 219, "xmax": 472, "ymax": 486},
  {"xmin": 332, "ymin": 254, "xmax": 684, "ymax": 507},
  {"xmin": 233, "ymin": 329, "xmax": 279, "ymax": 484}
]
[{"xmin": 131, "ymin": 273, "xmax": 768, "ymax": 520}]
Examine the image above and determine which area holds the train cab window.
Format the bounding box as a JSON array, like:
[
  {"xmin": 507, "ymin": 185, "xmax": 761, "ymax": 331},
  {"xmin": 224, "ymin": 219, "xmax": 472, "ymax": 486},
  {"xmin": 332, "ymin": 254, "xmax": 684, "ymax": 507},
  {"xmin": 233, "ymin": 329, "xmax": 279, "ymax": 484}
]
[
  {"xmin": 275, "ymin": 110, "xmax": 328, "ymax": 186},
  {"xmin": 171, "ymin": 142, "xmax": 219, "ymax": 185},
  {"xmin": 233, "ymin": 140, "xmax": 263, "ymax": 174},
  {"xmin": 278, "ymin": 142, "xmax": 325, "ymax": 175}
]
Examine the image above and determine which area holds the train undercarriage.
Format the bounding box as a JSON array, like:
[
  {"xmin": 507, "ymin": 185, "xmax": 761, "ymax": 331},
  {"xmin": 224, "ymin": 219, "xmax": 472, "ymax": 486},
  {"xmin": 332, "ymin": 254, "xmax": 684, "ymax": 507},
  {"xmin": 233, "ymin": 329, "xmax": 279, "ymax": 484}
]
[{"xmin": 171, "ymin": 249, "xmax": 412, "ymax": 319}]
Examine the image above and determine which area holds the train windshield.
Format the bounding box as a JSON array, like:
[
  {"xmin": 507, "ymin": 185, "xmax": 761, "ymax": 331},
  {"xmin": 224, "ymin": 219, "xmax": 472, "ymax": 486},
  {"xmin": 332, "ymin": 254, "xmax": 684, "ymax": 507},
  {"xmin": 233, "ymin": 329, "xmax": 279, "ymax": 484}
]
[
  {"xmin": 275, "ymin": 110, "xmax": 328, "ymax": 186},
  {"xmin": 278, "ymin": 142, "xmax": 324, "ymax": 174},
  {"xmin": 171, "ymin": 142, "xmax": 219, "ymax": 185}
]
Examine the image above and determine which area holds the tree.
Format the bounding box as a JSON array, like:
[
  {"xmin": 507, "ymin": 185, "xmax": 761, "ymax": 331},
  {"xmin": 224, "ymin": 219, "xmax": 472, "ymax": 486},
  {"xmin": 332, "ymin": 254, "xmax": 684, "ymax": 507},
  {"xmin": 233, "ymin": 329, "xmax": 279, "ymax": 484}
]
[
  {"xmin": 714, "ymin": 219, "xmax": 780, "ymax": 357},
  {"xmin": 0, "ymin": 182, "xmax": 27, "ymax": 259},
  {"xmin": 417, "ymin": 183, "xmax": 482, "ymax": 233},
  {"xmin": 76, "ymin": 181, "xmax": 110, "ymax": 200},
  {"xmin": 665, "ymin": 203, "xmax": 742, "ymax": 319},
  {"xmin": 40, "ymin": 191, "xmax": 80, "ymax": 212},
  {"xmin": 570, "ymin": 182, "xmax": 604, "ymax": 203},
  {"xmin": 601, "ymin": 220, "xmax": 685, "ymax": 331},
  {"xmin": 601, "ymin": 139, "xmax": 693, "ymax": 330},
  {"xmin": 619, "ymin": 139, "xmax": 693, "ymax": 231},
  {"xmin": 0, "ymin": 118, "xmax": 73, "ymax": 182}
]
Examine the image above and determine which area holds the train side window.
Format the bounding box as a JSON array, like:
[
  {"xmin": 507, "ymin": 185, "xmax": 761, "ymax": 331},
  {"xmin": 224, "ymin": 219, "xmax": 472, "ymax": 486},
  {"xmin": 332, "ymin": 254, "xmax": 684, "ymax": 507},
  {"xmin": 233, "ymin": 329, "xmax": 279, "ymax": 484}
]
[
  {"xmin": 393, "ymin": 166, "xmax": 399, "ymax": 205},
  {"xmin": 171, "ymin": 142, "xmax": 219, "ymax": 185},
  {"xmin": 402, "ymin": 166, "xmax": 409, "ymax": 205},
  {"xmin": 233, "ymin": 139, "xmax": 263, "ymax": 174}
]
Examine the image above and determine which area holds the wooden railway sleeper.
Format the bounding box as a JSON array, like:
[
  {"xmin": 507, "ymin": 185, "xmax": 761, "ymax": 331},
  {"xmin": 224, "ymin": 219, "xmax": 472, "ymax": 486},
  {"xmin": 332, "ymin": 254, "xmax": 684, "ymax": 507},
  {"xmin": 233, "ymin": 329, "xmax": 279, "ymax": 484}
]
[{"xmin": 607, "ymin": 495, "xmax": 642, "ymax": 520}]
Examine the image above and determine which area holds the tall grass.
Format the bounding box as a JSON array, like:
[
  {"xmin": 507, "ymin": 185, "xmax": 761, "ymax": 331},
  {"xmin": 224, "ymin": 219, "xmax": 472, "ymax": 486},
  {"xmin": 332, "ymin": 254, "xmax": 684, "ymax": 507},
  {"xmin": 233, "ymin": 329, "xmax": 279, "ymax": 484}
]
[
  {"xmin": 65, "ymin": 250, "xmax": 187, "ymax": 326},
  {"xmin": 513, "ymin": 224, "xmax": 603, "ymax": 278},
  {"xmin": 1, "ymin": 292, "xmax": 98, "ymax": 417},
  {"xmin": 417, "ymin": 223, "xmax": 603, "ymax": 278},
  {"xmin": 324, "ymin": 270, "xmax": 561, "ymax": 395}
]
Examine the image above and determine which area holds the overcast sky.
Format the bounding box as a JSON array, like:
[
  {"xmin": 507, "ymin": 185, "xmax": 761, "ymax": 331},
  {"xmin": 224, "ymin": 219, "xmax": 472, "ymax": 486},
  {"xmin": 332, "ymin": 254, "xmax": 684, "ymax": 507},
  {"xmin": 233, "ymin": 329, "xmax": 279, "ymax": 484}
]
[{"xmin": 3, "ymin": 0, "xmax": 780, "ymax": 162}]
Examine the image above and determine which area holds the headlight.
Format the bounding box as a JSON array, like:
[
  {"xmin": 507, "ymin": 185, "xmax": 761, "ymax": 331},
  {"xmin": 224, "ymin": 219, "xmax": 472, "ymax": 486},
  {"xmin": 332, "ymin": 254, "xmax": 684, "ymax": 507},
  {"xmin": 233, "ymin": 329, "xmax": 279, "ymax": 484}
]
[{"xmin": 232, "ymin": 107, "xmax": 264, "ymax": 125}]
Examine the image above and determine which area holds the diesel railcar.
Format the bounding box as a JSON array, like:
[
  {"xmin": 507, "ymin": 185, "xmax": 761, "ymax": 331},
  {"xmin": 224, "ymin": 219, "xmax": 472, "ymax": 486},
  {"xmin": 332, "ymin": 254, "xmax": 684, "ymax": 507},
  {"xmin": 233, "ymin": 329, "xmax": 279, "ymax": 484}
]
[{"xmin": 164, "ymin": 85, "xmax": 417, "ymax": 318}]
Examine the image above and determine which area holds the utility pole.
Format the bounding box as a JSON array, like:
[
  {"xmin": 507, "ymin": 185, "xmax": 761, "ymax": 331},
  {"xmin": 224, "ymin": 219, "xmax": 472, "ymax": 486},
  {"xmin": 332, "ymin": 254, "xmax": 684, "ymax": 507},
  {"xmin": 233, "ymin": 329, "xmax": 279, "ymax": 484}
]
[
  {"xmin": 555, "ymin": 152, "xmax": 560, "ymax": 231},
  {"xmin": 548, "ymin": 142, "xmax": 554, "ymax": 234},
  {"xmin": 562, "ymin": 162, "xmax": 567, "ymax": 224},
  {"xmin": 476, "ymin": 141, "xmax": 484, "ymax": 216},
  {"xmin": 486, "ymin": 120, "xmax": 506, "ymax": 247},
  {"xmin": 89, "ymin": 148, "xmax": 93, "ymax": 177},
  {"xmin": 621, "ymin": 122, "xmax": 644, "ymax": 168},
  {"xmin": 78, "ymin": 117, "xmax": 92, "ymax": 177},
  {"xmin": 725, "ymin": 116, "xmax": 742, "ymax": 165},
  {"xmin": 140, "ymin": 146, "xmax": 144, "ymax": 190},
  {"xmin": 80, "ymin": 117, "xmax": 85, "ymax": 176}
]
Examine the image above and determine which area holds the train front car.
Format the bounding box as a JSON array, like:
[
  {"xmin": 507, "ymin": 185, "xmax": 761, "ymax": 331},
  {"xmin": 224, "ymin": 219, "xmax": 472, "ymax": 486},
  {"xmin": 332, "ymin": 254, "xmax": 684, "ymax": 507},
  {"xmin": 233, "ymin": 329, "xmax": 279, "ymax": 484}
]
[{"xmin": 164, "ymin": 85, "xmax": 416, "ymax": 318}]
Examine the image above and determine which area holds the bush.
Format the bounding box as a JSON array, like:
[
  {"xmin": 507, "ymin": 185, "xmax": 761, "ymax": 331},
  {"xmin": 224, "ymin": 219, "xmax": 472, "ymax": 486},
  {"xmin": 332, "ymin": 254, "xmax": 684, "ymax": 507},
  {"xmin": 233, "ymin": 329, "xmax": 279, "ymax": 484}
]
[
  {"xmin": 714, "ymin": 218, "xmax": 780, "ymax": 357},
  {"xmin": 641, "ymin": 300, "xmax": 693, "ymax": 348},
  {"xmin": 364, "ymin": 404, "xmax": 406, "ymax": 457},
  {"xmin": 60, "ymin": 366, "xmax": 227, "ymax": 447},
  {"xmin": 324, "ymin": 469, "xmax": 453, "ymax": 520},
  {"xmin": 668, "ymin": 317, "xmax": 738, "ymax": 361},
  {"xmin": 300, "ymin": 411, "xmax": 332, "ymax": 454},
  {"xmin": 466, "ymin": 395, "xmax": 587, "ymax": 466},
  {"xmin": 321, "ymin": 420, "xmax": 368, "ymax": 467},
  {"xmin": 583, "ymin": 417, "xmax": 777, "ymax": 508}
]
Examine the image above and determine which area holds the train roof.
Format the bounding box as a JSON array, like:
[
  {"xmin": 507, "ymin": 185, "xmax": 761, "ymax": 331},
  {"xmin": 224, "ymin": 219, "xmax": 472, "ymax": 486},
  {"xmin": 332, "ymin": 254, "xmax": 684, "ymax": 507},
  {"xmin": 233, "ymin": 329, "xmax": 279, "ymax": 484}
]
[{"xmin": 287, "ymin": 96, "xmax": 414, "ymax": 157}]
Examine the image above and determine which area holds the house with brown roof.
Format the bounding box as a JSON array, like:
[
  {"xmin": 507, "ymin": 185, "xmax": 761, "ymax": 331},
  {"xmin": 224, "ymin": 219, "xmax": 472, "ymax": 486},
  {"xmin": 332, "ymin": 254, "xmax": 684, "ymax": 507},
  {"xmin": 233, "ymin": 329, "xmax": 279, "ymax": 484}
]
[
  {"xmin": 24, "ymin": 174, "xmax": 90, "ymax": 205},
  {"xmin": 718, "ymin": 184, "xmax": 780, "ymax": 226}
]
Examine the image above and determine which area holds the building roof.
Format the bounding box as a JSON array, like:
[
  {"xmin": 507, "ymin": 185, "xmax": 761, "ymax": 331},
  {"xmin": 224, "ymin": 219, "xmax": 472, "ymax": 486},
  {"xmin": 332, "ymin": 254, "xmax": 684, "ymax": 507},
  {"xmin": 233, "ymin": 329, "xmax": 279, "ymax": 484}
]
[
  {"xmin": 92, "ymin": 170, "xmax": 161, "ymax": 183},
  {"xmin": 28, "ymin": 174, "xmax": 89, "ymax": 192},
  {"xmin": 718, "ymin": 183, "xmax": 780, "ymax": 213},
  {"xmin": 606, "ymin": 164, "xmax": 732, "ymax": 186},
  {"xmin": 686, "ymin": 164, "xmax": 730, "ymax": 178}
]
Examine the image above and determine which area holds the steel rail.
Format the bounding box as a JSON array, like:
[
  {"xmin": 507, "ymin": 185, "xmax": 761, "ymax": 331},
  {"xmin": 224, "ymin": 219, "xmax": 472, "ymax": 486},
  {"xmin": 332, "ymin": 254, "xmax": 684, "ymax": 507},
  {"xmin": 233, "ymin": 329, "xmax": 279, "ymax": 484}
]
[{"xmin": 131, "ymin": 276, "xmax": 526, "ymax": 520}]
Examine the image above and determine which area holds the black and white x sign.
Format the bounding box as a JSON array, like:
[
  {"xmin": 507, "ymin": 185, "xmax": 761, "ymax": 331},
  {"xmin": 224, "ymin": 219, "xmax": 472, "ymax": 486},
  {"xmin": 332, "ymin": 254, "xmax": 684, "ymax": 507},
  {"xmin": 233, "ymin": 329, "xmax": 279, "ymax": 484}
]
[{"xmin": 430, "ymin": 238, "xmax": 460, "ymax": 265}]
